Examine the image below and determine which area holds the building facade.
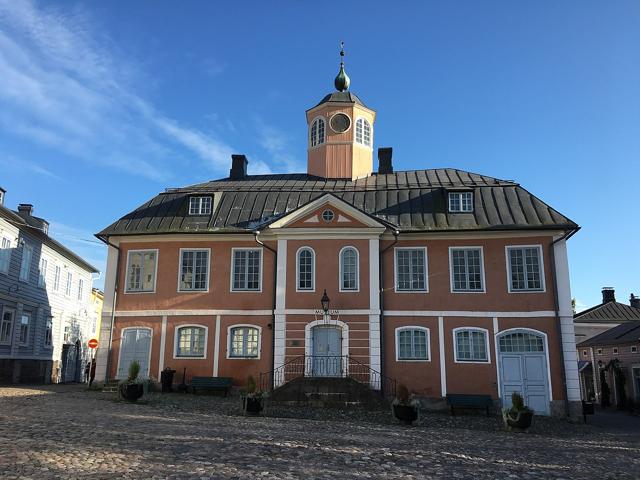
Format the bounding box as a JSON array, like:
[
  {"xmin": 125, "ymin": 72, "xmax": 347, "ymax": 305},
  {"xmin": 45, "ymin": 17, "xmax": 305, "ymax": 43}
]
[
  {"xmin": 0, "ymin": 193, "xmax": 99, "ymax": 383},
  {"xmin": 574, "ymin": 287, "xmax": 640, "ymax": 344},
  {"xmin": 95, "ymin": 55, "xmax": 581, "ymax": 416}
]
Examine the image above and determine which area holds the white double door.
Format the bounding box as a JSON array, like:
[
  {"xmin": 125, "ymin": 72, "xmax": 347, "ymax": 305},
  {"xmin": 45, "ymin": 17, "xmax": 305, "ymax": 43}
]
[
  {"xmin": 117, "ymin": 328, "xmax": 151, "ymax": 379},
  {"xmin": 311, "ymin": 326, "xmax": 342, "ymax": 377},
  {"xmin": 499, "ymin": 353, "xmax": 550, "ymax": 415}
]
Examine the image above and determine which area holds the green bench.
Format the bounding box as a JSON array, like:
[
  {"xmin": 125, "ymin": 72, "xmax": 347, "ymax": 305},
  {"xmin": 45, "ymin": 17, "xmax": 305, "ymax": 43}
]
[
  {"xmin": 190, "ymin": 377, "xmax": 233, "ymax": 396},
  {"xmin": 446, "ymin": 393, "xmax": 493, "ymax": 416}
]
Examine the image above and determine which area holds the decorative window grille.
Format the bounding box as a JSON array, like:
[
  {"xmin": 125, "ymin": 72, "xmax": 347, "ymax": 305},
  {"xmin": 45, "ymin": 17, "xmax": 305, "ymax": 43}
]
[{"xmin": 499, "ymin": 332, "xmax": 544, "ymax": 353}]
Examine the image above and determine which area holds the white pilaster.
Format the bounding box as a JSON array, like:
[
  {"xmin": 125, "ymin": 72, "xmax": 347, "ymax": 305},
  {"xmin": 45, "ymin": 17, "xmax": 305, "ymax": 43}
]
[
  {"xmin": 438, "ymin": 316, "xmax": 446, "ymax": 397},
  {"xmin": 554, "ymin": 238, "xmax": 581, "ymax": 402},
  {"xmin": 273, "ymin": 239, "xmax": 287, "ymax": 384},
  {"xmin": 158, "ymin": 315, "xmax": 167, "ymax": 378},
  {"xmin": 95, "ymin": 244, "xmax": 118, "ymax": 383},
  {"xmin": 368, "ymin": 238, "xmax": 381, "ymax": 376},
  {"xmin": 213, "ymin": 315, "xmax": 221, "ymax": 376}
]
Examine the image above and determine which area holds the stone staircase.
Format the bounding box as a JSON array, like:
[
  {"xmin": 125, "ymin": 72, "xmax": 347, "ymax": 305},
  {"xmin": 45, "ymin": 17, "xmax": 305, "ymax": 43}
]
[
  {"xmin": 269, "ymin": 377, "xmax": 389, "ymax": 408},
  {"xmin": 101, "ymin": 380, "xmax": 119, "ymax": 393}
]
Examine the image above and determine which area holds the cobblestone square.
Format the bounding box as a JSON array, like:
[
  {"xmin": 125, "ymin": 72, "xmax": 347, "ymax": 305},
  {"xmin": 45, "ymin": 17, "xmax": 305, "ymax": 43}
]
[{"xmin": 0, "ymin": 385, "xmax": 638, "ymax": 479}]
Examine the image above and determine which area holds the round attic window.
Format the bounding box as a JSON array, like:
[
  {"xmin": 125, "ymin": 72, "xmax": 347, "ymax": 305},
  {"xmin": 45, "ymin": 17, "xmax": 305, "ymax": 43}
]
[
  {"xmin": 321, "ymin": 209, "xmax": 335, "ymax": 222},
  {"xmin": 329, "ymin": 113, "xmax": 351, "ymax": 134}
]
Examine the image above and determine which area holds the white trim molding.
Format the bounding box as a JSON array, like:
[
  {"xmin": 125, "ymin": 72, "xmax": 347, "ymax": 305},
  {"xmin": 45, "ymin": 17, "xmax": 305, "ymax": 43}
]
[
  {"xmin": 394, "ymin": 326, "xmax": 431, "ymax": 362},
  {"xmin": 295, "ymin": 246, "xmax": 316, "ymax": 292},
  {"xmin": 226, "ymin": 324, "xmax": 262, "ymax": 360},
  {"xmin": 173, "ymin": 323, "xmax": 209, "ymax": 359},
  {"xmin": 123, "ymin": 249, "xmax": 159, "ymax": 294},
  {"xmin": 116, "ymin": 326, "xmax": 153, "ymax": 380},
  {"xmin": 230, "ymin": 247, "xmax": 263, "ymax": 293},
  {"xmin": 438, "ymin": 316, "xmax": 446, "ymax": 397},
  {"xmin": 339, "ymin": 245, "xmax": 360, "ymax": 293},
  {"xmin": 505, "ymin": 244, "xmax": 546, "ymax": 293},
  {"xmin": 304, "ymin": 318, "xmax": 350, "ymax": 360},
  {"xmin": 452, "ymin": 327, "xmax": 491, "ymax": 364},
  {"xmin": 448, "ymin": 246, "xmax": 486, "ymax": 294},
  {"xmin": 177, "ymin": 248, "xmax": 211, "ymax": 293},
  {"xmin": 393, "ymin": 246, "xmax": 429, "ymax": 293}
]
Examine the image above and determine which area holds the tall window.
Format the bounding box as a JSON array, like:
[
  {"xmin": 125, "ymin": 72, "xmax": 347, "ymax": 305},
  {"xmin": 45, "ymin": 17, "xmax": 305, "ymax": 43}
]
[
  {"xmin": 19, "ymin": 244, "xmax": 33, "ymax": 281},
  {"xmin": 0, "ymin": 237, "xmax": 11, "ymax": 273},
  {"xmin": 65, "ymin": 272, "xmax": 73, "ymax": 297},
  {"xmin": 455, "ymin": 328, "xmax": 489, "ymax": 362},
  {"xmin": 38, "ymin": 257, "xmax": 48, "ymax": 287},
  {"xmin": 44, "ymin": 317, "xmax": 53, "ymax": 347},
  {"xmin": 0, "ymin": 310, "xmax": 13, "ymax": 344},
  {"xmin": 179, "ymin": 249, "xmax": 209, "ymax": 291},
  {"xmin": 448, "ymin": 192, "xmax": 474, "ymax": 212},
  {"xmin": 77, "ymin": 278, "xmax": 84, "ymax": 301},
  {"xmin": 297, "ymin": 247, "xmax": 315, "ymax": 291},
  {"xmin": 53, "ymin": 265, "xmax": 61, "ymax": 291},
  {"xmin": 396, "ymin": 327, "xmax": 429, "ymax": 361},
  {"xmin": 340, "ymin": 247, "xmax": 359, "ymax": 291},
  {"xmin": 229, "ymin": 326, "xmax": 259, "ymax": 358},
  {"xmin": 232, "ymin": 249, "xmax": 261, "ymax": 291},
  {"xmin": 310, "ymin": 118, "xmax": 325, "ymax": 147},
  {"xmin": 507, "ymin": 246, "xmax": 544, "ymax": 292},
  {"xmin": 450, "ymin": 247, "xmax": 484, "ymax": 292},
  {"xmin": 395, "ymin": 248, "xmax": 427, "ymax": 292},
  {"xmin": 18, "ymin": 314, "xmax": 30, "ymax": 345},
  {"xmin": 176, "ymin": 326, "xmax": 206, "ymax": 357},
  {"xmin": 126, "ymin": 250, "xmax": 157, "ymax": 293},
  {"xmin": 188, "ymin": 196, "xmax": 212, "ymax": 215},
  {"xmin": 355, "ymin": 118, "xmax": 372, "ymax": 147}
]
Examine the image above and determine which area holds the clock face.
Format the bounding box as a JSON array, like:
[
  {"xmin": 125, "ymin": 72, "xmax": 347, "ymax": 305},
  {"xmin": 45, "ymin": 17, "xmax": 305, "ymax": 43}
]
[{"xmin": 330, "ymin": 113, "xmax": 351, "ymax": 133}]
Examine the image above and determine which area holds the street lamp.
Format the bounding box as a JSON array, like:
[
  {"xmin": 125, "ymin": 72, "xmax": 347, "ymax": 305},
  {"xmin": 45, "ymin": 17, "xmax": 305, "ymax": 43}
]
[{"xmin": 321, "ymin": 289, "xmax": 330, "ymax": 313}]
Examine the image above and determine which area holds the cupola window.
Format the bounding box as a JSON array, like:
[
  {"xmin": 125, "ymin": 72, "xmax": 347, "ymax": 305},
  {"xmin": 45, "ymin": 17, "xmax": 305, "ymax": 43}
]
[
  {"xmin": 355, "ymin": 118, "xmax": 371, "ymax": 147},
  {"xmin": 310, "ymin": 118, "xmax": 325, "ymax": 147}
]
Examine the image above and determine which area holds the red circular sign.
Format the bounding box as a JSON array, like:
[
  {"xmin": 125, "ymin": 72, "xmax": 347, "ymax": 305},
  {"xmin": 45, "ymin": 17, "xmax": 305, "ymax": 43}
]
[{"xmin": 88, "ymin": 338, "xmax": 99, "ymax": 349}]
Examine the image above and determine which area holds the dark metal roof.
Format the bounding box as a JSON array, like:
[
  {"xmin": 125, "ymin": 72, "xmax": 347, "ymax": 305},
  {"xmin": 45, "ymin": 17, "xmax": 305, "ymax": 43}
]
[
  {"xmin": 97, "ymin": 169, "xmax": 578, "ymax": 238},
  {"xmin": 577, "ymin": 321, "xmax": 640, "ymax": 347},
  {"xmin": 311, "ymin": 91, "xmax": 368, "ymax": 110},
  {"xmin": 574, "ymin": 302, "xmax": 640, "ymax": 324}
]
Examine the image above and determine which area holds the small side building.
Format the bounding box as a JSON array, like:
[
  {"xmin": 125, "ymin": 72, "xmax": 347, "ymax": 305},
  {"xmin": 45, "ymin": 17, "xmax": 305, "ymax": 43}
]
[{"xmin": 574, "ymin": 288, "xmax": 640, "ymax": 344}]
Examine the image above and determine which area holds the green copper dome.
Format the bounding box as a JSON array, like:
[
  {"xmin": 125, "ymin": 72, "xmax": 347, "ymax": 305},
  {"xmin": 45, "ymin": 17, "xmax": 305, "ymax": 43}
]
[{"xmin": 334, "ymin": 42, "xmax": 350, "ymax": 92}]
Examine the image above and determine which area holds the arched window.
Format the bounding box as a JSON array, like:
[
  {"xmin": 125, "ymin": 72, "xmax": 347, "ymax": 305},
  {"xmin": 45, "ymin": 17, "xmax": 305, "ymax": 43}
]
[
  {"xmin": 229, "ymin": 325, "xmax": 260, "ymax": 358},
  {"xmin": 498, "ymin": 331, "xmax": 544, "ymax": 353},
  {"xmin": 340, "ymin": 247, "xmax": 359, "ymax": 291},
  {"xmin": 175, "ymin": 325, "xmax": 207, "ymax": 358},
  {"xmin": 297, "ymin": 247, "xmax": 315, "ymax": 291},
  {"xmin": 355, "ymin": 118, "xmax": 372, "ymax": 147},
  {"xmin": 310, "ymin": 118, "xmax": 325, "ymax": 147},
  {"xmin": 396, "ymin": 327, "xmax": 430, "ymax": 361},
  {"xmin": 454, "ymin": 328, "xmax": 489, "ymax": 363}
]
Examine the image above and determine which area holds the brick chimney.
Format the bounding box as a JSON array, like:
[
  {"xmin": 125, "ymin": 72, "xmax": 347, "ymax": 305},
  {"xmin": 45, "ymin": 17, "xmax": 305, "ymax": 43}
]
[
  {"xmin": 631, "ymin": 294, "xmax": 640, "ymax": 309},
  {"xmin": 0, "ymin": 187, "xmax": 5, "ymax": 206},
  {"xmin": 17, "ymin": 204, "xmax": 34, "ymax": 217},
  {"xmin": 602, "ymin": 287, "xmax": 615, "ymax": 303},
  {"xmin": 377, "ymin": 147, "xmax": 393, "ymax": 174},
  {"xmin": 230, "ymin": 154, "xmax": 248, "ymax": 180}
]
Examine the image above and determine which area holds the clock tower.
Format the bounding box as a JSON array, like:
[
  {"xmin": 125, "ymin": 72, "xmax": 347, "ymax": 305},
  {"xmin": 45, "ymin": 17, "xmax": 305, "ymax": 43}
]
[{"xmin": 306, "ymin": 44, "xmax": 376, "ymax": 180}]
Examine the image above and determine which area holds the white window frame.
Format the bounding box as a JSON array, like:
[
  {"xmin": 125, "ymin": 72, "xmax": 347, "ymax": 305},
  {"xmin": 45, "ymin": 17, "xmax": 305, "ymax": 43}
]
[
  {"xmin": 77, "ymin": 278, "xmax": 84, "ymax": 301},
  {"xmin": 173, "ymin": 324, "xmax": 208, "ymax": 359},
  {"xmin": 613, "ymin": 347, "xmax": 619, "ymax": 355},
  {"xmin": 227, "ymin": 324, "xmax": 262, "ymax": 359},
  {"xmin": 632, "ymin": 346, "xmax": 638, "ymax": 354},
  {"xmin": 309, "ymin": 116, "xmax": 326, "ymax": 148},
  {"xmin": 597, "ymin": 348, "xmax": 603, "ymax": 355},
  {"xmin": 448, "ymin": 246, "xmax": 486, "ymax": 293},
  {"xmin": 296, "ymin": 246, "xmax": 315, "ymax": 292},
  {"xmin": 177, "ymin": 248, "xmax": 211, "ymax": 292},
  {"xmin": 505, "ymin": 245, "xmax": 546, "ymax": 293},
  {"xmin": 53, "ymin": 265, "xmax": 61, "ymax": 292},
  {"xmin": 0, "ymin": 236, "xmax": 11, "ymax": 274},
  {"xmin": 44, "ymin": 316, "xmax": 53, "ymax": 348},
  {"xmin": 0, "ymin": 307, "xmax": 15, "ymax": 345},
  {"xmin": 188, "ymin": 196, "xmax": 212, "ymax": 216},
  {"xmin": 18, "ymin": 313, "xmax": 30, "ymax": 346},
  {"xmin": 453, "ymin": 327, "xmax": 491, "ymax": 364},
  {"xmin": 38, "ymin": 257, "xmax": 48, "ymax": 288},
  {"xmin": 395, "ymin": 326, "xmax": 430, "ymax": 362},
  {"xmin": 355, "ymin": 117, "xmax": 372, "ymax": 148},
  {"xmin": 230, "ymin": 248, "xmax": 263, "ymax": 292},
  {"xmin": 19, "ymin": 243, "xmax": 33, "ymax": 282},
  {"xmin": 394, "ymin": 247, "xmax": 428, "ymax": 293},
  {"xmin": 65, "ymin": 271, "xmax": 73, "ymax": 297},
  {"xmin": 339, "ymin": 246, "xmax": 360, "ymax": 292},
  {"xmin": 448, "ymin": 191, "xmax": 474, "ymax": 213},
  {"xmin": 124, "ymin": 249, "xmax": 159, "ymax": 294}
]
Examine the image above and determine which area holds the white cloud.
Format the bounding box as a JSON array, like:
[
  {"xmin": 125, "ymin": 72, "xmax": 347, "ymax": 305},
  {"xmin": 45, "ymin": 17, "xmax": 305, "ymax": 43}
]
[
  {"xmin": 0, "ymin": 155, "xmax": 62, "ymax": 180},
  {"xmin": 255, "ymin": 117, "xmax": 304, "ymax": 173}
]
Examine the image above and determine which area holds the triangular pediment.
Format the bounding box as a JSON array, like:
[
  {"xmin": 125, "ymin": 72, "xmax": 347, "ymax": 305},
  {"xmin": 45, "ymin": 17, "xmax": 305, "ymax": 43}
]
[{"xmin": 266, "ymin": 194, "xmax": 386, "ymax": 230}]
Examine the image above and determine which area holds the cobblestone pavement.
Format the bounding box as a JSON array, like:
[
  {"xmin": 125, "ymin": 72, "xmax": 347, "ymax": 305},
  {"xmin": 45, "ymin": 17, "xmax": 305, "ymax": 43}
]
[{"xmin": 0, "ymin": 385, "xmax": 638, "ymax": 479}]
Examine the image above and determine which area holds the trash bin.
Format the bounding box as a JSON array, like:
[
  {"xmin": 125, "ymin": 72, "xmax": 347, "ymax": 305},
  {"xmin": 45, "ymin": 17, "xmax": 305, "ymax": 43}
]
[{"xmin": 161, "ymin": 368, "xmax": 176, "ymax": 393}]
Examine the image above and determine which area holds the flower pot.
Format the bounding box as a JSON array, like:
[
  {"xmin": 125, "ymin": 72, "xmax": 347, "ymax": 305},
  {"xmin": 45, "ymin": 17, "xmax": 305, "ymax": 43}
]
[
  {"xmin": 243, "ymin": 396, "xmax": 263, "ymax": 415},
  {"xmin": 502, "ymin": 410, "xmax": 533, "ymax": 432},
  {"xmin": 393, "ymin": 404, "xmax": 418, "ymax": 425},
  {"xmin": 120, "ymin": 383, "xmax": 144, "ymax": 402}
]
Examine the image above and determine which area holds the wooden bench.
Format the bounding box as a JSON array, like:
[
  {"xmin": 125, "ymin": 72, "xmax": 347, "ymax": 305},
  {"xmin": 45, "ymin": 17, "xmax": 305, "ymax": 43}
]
[
  {"xmin": 190, "ymin": 377, "xmax": 233, "ymax": 396},
  {"xmin": 446, "ymin": 394, "xmax": 493, "ymax": 416}
]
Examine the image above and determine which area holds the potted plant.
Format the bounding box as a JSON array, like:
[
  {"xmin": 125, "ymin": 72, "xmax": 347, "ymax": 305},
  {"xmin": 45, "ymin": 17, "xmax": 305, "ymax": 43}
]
[
  {"xmin": 242, "ymin": 375, "xmax": 263, "ymax": 415},
  {"xmin": 502, "ymin": 392, "xmax": 534, "ymax": 432},
  {"xmin": 119, "ymin": 360, "xmax": 144, "ymax": 402},
  {"xmin": 392, "ymin": 384, "xmax": 419, "ymax": 425}
]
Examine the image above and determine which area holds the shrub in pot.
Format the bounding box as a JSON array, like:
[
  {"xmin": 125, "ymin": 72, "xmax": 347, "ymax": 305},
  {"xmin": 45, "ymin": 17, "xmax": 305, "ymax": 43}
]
[
  {"xmin": 392, "ymin": 384, "xmax": 419, "ymax": 425},
  {"xmin": 119, "ymin": 360, "xmax": 144, "ymax": 402},
  {"xmin": 502, "ymin": 392, "xmax": 534, "ymax": 432},
  {"xmin": 242, "ymin": 375, "xmax": 264, "ymax": 415}
]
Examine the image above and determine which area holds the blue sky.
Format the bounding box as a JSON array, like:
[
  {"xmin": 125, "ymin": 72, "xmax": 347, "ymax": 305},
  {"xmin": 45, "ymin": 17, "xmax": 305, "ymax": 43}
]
[{"xmin": 1, "ymin": 1, "xmax": 638, "ymax": 309}]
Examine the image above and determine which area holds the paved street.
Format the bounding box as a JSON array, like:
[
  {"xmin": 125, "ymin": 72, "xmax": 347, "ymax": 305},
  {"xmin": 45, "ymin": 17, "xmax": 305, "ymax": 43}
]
[{"xmin": 0, "ymin": 385, "xmax": 638, "ymax": 479}]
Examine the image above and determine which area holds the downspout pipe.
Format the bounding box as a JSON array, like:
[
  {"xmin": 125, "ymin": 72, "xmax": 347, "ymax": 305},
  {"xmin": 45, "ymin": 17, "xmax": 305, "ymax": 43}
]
[
  {"xmin": 378, "ymin": 229, "xmax": 399, "ymax": 395},
  {"xmin": 549, "ymin": 227, "xmax": 579, "ymax": 417},
  {"xmin": 254, "ymin": 230, "xmax": 277, "ymax": 391},
  {"xmin": 102, "ymin": 237, "xmax": 121, "ymax": 385}
]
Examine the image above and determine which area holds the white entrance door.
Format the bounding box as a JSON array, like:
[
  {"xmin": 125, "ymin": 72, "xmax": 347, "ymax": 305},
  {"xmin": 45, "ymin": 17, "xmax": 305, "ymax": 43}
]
[
  {"xmin": 312, "ymin": 326, "xmax": 342, "ymax": 377},
  {"xmin": 117, "ymin": 328, "xmax": 151, "ymax": 379},
  {"xmin": 498, "ymin": 331, "xmax": 550, "ymax": 415}
]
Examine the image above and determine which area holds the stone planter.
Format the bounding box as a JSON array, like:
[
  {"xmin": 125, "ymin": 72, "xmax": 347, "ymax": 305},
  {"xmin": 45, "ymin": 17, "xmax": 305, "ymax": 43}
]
[
  {"xmin": 502, "ymin": 410, "xmax": 533, "ymax": 432},
  {"xmin": 243, "ymin": 395, "xmax": 264, "ymax": 415},
  {"xmin": 392, "ymin": 404, "xmax": 418, "ymax": 425},
  {"xmin": 119, "ymin": 383, "xmax": 144, "ymax": 402}
]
